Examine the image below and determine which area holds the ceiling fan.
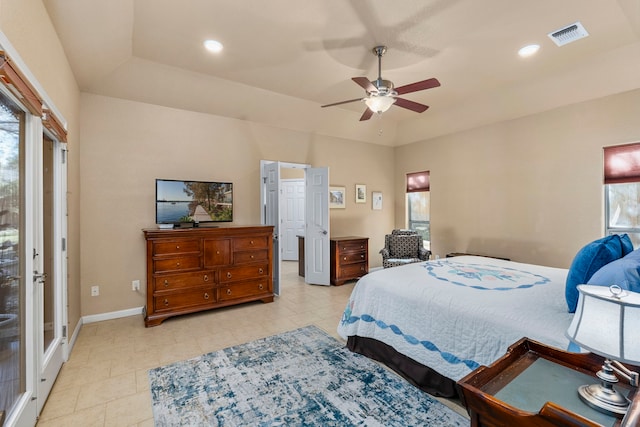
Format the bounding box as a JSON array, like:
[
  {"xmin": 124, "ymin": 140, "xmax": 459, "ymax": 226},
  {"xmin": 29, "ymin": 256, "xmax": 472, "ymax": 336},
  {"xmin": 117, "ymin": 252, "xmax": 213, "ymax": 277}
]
[{"xmin": 321, "ymin": 45, "xmax": 441, "ymax": 121}]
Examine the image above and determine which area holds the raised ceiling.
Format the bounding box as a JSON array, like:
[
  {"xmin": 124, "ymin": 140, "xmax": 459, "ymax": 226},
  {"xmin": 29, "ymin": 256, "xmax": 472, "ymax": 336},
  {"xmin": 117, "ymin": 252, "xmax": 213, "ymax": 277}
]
[{"xmin": 44, "ymin": 0, "xmax": 640, "ymax": 146}]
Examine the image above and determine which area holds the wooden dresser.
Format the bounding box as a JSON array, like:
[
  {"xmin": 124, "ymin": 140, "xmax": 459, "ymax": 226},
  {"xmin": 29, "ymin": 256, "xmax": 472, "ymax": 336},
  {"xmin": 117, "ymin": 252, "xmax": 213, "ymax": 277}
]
[
  {"xmin": 143, "ymin": 226, "xmax": 274, "ymax": 327},
  {"xmin": 330, "ymin": 236, "xmax": 369, "ymax": 286}
]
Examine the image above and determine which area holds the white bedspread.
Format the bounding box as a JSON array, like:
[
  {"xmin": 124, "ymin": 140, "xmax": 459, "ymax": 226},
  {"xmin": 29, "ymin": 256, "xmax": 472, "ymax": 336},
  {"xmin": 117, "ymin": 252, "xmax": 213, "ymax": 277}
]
[{"xmin": 337, "ymin": 256, "xmax": 575, "ymax": 382}]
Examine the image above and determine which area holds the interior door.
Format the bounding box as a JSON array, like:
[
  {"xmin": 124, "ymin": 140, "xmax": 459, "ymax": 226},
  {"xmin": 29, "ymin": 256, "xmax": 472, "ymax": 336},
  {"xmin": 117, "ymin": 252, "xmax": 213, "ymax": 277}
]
[
  {"xmin": 264, "ymin": 162, "xmax": 281, "ymax": 295},
  {"xmin": 304, "ymin": 167, "xmax": 330, "ymax": 285},
  {"xmin": 280, "ymin": 179, "xmax": 305, "ymax": 261},
  {"xmin": 36, "ymin": 136, "xmax": 65, "ymax": 414}
]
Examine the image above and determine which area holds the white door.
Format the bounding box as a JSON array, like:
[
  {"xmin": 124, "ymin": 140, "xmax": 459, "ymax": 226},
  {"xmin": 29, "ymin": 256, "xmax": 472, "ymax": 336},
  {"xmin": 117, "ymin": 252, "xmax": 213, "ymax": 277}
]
[
  {"xmin": 304, "ymin": 168, "xmax": 330, "ymax": 285},
  {"xmin": 36, "ymin": 136, "xmax": 66, "ymax": 414},
  {"xmin": 264, "ymin": 162, "xmax": 281, "ymax": 295},
  {"xmin": 280, "ymin": 180, "xmax": 305, "ymax": 261}
]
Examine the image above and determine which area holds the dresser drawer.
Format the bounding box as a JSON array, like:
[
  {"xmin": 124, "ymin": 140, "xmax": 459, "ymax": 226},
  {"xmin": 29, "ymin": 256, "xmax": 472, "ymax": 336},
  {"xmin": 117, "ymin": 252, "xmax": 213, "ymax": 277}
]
[
  {"xmin": 336, "ymin": 239, "xmax": 367, "ymax": 253},
  {"xmin": 153, "ymin": 256, "xmax": 200, "ymax": 273},
  {"xmin": 203, "ymin": 238, "xmax": 231, "ymax": 266},
  {"xmin": 153, "ymin": 239, "xmax": 200, "ymax": 256},
  {"xmin": 233, "ymin": 235, "xmax": 269, "ymax": 251},
  {"xmin": 219, "ymin": 279, "xmax": 271, "ymax": 301},
  {"xmin": 153, "ymin": 287, "xmax": 216, "ymax": 313},
  {"xmin": 337, "ymin": 263, "xmax": 368, "ymax": 280},
  {"xmin": 233, "ymin": 249, "xmax": 268, "ymax": 264},
  {"xmin": 338, "ymin": 251, "xmax": 367, "ymax": 264},
  {"xmin": 153, "ymin": 271, "xmax": 214, "ymax": 292},
  {"xmin": 219, "ymin": 264, "xmax": 269, "ymax": 283}
]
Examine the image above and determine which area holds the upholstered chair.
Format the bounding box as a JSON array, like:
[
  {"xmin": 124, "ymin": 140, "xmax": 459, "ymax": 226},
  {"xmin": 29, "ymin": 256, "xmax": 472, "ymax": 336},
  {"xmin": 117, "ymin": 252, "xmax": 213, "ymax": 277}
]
[{"xmin": 380, "ymin": 229, "xmax": 431, "ymax": 268}]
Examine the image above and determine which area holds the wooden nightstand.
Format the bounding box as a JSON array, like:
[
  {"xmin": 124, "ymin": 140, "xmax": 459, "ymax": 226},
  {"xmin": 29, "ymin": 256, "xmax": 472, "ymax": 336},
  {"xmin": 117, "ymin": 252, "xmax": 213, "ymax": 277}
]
[
  {"xmin": 457, "ymin": 338, "xmax": 639, "ymax": 427},
  {"xmin": 330, "ymin": 236, "xmax": 368, "ymax": 286}
]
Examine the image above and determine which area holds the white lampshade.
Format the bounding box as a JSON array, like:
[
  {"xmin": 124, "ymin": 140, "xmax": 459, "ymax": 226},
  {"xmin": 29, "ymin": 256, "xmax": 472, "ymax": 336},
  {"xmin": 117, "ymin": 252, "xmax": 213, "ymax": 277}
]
[
  {"xmin": 364, "ymin": 95, "xmax": 396, "ymax": 114},
  {"xmin": 566, "ymin": 285, "xmax": 640, "ymax": 364}
]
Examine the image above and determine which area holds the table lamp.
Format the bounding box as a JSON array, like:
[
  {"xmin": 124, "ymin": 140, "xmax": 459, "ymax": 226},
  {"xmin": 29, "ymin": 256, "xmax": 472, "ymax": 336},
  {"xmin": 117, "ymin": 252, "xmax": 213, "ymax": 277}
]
[{"xmin": 565, "ymin": 284, "xmax": 640, "ymax": 417}]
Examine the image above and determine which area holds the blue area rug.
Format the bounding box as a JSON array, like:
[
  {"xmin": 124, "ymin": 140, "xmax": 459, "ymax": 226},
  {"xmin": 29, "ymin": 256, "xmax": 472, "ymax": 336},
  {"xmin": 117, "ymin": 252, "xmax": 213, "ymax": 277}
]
[{"xmin": 148, "ymin": 325, "xmax": 469, "ymax": 426}]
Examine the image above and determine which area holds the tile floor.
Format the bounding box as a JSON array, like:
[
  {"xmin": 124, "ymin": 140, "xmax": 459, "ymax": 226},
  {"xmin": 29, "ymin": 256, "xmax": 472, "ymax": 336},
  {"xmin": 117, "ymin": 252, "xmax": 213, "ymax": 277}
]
[{"xmin": 36, "ymin": 261, "xmax": 467, "ymax": 426}]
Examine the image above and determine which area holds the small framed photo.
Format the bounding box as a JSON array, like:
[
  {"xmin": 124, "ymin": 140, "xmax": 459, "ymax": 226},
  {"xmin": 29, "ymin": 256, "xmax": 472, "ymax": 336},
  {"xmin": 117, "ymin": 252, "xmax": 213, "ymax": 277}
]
[
  {"xmin": 329, "ymin": 186, "xmax": 346, "ymax": 209},
  {"xmin": 372, "ymin": 191, "xmax": 383, "ymax": 210},
  {"xmin": 355, "ymin": 184, "xmax": 366, "ymax": 203}
]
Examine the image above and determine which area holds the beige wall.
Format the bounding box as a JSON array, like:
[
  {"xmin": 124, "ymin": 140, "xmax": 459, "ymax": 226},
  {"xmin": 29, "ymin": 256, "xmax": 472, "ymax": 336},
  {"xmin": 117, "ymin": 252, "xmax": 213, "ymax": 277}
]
[
  {"xmin": 396, "ymin": 88, "xmax": 640, "ymax": 268},
  {"xmin": 0, "ymin": 0, "xmax": 82, "ymax": 334},
  {"xmin": 79, "ymin": 93, "xmax": 395, "ymax": 316}
]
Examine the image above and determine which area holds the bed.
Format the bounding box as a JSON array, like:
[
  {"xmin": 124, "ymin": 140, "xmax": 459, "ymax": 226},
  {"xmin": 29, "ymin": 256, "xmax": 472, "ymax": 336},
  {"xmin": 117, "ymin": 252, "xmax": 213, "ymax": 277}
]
[{"xmin": 337, "ymin": 256, "xmax": 576, "ymax": 398}]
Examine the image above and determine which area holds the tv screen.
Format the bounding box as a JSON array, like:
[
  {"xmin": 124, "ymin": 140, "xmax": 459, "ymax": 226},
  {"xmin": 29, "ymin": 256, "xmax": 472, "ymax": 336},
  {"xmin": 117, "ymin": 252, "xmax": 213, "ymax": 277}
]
[{"xmin": 156, "ymin": 179, "xmax": 233, "ymax": 224}]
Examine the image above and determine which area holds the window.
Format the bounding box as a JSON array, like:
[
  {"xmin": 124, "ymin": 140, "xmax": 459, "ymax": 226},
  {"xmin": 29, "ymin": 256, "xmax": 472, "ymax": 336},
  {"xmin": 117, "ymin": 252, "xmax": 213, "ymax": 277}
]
[
  {"xmin": 604, "ymin": 143, "xmax": 640, "ymax": 247},
  {"xmin": 406, "ymin": 171, "xmax": 430, "ymax": 249}
]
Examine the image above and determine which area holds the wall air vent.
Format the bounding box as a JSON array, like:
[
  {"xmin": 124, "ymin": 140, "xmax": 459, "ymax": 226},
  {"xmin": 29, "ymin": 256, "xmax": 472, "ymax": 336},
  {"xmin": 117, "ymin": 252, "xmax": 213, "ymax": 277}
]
[{"xmin": 548, "ymin": 21, "xmax": 589, "ymax": 47}]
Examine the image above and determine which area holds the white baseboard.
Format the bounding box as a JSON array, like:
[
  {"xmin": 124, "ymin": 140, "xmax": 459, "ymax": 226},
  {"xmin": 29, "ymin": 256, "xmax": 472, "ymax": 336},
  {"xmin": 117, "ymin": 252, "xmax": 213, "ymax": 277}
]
[{"xmin": 82, "ymin": 306, "xmax": 144, "ymax": 324}]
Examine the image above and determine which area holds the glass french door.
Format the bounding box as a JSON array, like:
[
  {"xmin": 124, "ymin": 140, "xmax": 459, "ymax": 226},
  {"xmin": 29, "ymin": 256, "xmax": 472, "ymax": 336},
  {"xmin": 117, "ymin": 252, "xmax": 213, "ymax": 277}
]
[{"xmin": 0, "ymin": 87, "xmax": 66, "ymax": 426}]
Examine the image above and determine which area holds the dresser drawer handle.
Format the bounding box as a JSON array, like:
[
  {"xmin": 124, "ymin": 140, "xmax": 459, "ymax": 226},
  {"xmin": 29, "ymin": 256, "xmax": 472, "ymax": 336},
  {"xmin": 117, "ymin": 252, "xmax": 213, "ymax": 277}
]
[
  {"xmin": 226, "ymin": 272, "xmax": 232, "ymax": 279},
  {"xmin": 343, "ymin": 257, "xmax": 347, "ymax": 261},
  {"xmin": 204, "ymin": 293, "xmax": 210, "ymax": 300},
  {"xmin": 176, "ymin": 245, "xmax": 180, "ymax": 249},
  {"xmin": 250, "ymin": 240, "xmax": 254, "ymax": 245},
  {"xmin": 258, "ymin": 283, "xmax": 264, "ymax": 290},
  {"xmin": 164, "ymin": 279, "xmax": 169, "ymax": 287},
  {"xmin": 250, "ymin": 255, "xmax": 255, "ymax": 259},
  {"xmin": 258, "ymin": 268, "xmax": 264, "ymax": 274},
  {"xmin": 216, "ymin": 250, "xmax": 220, "ymax": 255},
  {"xmin": 360, "ymin": 255, "xmax": 364, "ymax": 259},
  {"xmin": 203, "ymin": 274, "xmax": 209, "ymax": 281},
  {"xmin": 163, "ymin": 299, "xmax": 169, "ymax": 306},
  {"xmin": 226, "ymin": 289, "xmax": 232, "ymax": 295},
  {"xmin": 176, "ymin": 262, "xmax": 180, "ymax": 267}
]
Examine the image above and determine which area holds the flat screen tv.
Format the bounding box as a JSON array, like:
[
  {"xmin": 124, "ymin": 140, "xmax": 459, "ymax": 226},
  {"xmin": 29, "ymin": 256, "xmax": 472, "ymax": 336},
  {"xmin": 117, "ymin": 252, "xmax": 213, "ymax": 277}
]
[{"xmin": 155, "ymin": 179, "xmax": 233, "ymax": 225}]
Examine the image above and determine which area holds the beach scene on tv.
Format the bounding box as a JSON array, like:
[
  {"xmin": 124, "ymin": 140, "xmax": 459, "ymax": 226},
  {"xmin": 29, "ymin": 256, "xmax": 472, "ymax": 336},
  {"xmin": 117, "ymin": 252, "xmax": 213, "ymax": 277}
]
[{"xmin": 156, "ymin": 180, "xmax": 233, "ymax": 223}]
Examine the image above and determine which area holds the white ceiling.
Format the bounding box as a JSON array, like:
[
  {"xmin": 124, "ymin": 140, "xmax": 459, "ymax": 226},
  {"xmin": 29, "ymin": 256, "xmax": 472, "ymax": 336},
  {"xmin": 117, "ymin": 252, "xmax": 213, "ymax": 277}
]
[{"xmin": 44, "ymin": 0, "xmax": 640, "ymax": 146}]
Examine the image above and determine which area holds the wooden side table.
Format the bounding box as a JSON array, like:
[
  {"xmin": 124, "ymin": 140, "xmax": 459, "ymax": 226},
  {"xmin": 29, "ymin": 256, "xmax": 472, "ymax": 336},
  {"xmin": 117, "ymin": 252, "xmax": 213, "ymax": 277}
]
[
  {"xmin": 330, "ymin": 236, "xmax": 368, "ymax": 286},
  {"xmin": 457, "ymin": 338, "xmax": 639, "ymax": 427}
]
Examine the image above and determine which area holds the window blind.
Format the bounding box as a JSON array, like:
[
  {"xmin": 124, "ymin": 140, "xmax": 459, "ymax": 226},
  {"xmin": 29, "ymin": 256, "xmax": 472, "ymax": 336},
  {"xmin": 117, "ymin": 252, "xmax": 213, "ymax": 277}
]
[
  {"xmin": 406, "ymin": 170, "xmax": 430, "ymax": 192},
  {"xmin": 604, "ymin": 143, "xmax": 640, "ymax": 184}
]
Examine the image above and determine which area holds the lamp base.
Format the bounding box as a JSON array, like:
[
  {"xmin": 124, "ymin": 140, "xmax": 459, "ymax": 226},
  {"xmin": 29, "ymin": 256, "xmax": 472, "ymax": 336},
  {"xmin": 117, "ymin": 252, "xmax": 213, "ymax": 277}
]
[{"xmin": 578, "ymin": 383, "xmax": 629, "ymax": 417}]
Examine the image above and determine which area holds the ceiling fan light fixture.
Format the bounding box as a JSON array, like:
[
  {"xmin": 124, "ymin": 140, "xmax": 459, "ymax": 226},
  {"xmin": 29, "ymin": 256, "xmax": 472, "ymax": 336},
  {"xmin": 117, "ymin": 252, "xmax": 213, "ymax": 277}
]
[
  {"xmin": 365, "ymin": 96, "xmax": 396, "ymax": 114},
  {"xmin": 204, "ymin": 39, "xmax": 224, "ymax": 53}
]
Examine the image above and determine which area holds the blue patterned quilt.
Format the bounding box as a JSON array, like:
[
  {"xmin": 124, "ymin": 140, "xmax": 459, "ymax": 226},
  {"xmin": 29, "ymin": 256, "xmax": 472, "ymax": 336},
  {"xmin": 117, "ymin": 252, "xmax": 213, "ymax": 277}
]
[{"xmin": 338, "ymin": 256, "xmax": 575, "ymax": 381}]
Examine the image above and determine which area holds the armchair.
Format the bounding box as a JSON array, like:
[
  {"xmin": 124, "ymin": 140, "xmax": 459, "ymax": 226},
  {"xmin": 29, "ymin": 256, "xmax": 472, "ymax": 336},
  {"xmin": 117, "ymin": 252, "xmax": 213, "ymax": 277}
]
[{"xmin": 380, "ymin": 229, "xmax": 431, "ymax": 268}]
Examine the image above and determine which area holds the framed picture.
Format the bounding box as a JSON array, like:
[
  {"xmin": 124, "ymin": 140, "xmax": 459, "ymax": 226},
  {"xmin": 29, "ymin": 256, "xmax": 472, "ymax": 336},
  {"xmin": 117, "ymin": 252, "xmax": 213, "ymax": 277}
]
[
  {"xmin": 355, "ymin": 184, "xmax": 366, "ymax": 203},
  {"xmin": 372, "ymin": 191, "xmax": 383, "ymax": 210},
  {"xmin": 329, "ymin": 186, "xmax": 346, "ymax": 209}
]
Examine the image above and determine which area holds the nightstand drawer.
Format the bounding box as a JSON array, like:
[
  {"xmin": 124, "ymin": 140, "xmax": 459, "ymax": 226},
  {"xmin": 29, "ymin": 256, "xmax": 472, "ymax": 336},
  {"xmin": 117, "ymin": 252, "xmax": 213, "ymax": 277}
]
[
  {"xmin": 339, "ymin": 252, "xmax": 367, "ymax": 264},
  {"xmin": 336, "ymin": 240, "xmax": 367, "ymax": 253}
]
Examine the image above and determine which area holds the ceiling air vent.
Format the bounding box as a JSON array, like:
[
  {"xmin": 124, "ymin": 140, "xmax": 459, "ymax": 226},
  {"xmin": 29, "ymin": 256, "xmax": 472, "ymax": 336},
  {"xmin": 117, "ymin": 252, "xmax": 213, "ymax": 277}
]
[{"xmin": 548, "ymin": 22, "xmax": 589, "ymax": 47}]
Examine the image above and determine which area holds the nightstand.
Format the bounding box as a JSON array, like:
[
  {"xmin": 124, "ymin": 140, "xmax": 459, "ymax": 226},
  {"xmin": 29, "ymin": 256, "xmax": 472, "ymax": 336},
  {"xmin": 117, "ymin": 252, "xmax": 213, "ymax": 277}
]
[{"xmin": 457, "ymin": 338, "xmax": 639, "ymax": 427}]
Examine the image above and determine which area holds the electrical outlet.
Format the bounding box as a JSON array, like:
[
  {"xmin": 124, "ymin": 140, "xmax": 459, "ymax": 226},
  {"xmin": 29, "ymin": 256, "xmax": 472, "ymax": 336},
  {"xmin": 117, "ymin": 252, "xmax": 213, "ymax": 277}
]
[
  {"xmin": 91, "ymin": 285, "xmax": 99, "ymax": 296},
  {"xmin": 132, "ymin": 280, "xmax": 140, "ymax": 291}
]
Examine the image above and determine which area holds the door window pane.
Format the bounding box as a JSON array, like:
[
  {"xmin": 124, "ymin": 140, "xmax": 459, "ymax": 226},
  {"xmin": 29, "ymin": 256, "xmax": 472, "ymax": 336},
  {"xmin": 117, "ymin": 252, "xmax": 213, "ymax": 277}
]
[{"xmin": 0, "ymin": 90, "xmax": 24, "ymax": 417}]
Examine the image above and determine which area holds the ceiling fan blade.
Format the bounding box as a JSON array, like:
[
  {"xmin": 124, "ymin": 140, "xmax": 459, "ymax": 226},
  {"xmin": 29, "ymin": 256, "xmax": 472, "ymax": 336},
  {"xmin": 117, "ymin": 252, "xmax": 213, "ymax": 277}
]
[
  {"xmin": 393, "ymin": 97, "xmax": 429, "ymax": 113},
  {"xmin": 321, "ymin": 98, "xmax": 363, "ymax": 108},
  {"xmin": 352, "ymin": 77, "xmax": 376, "ymax": 93},
  {"xmin": 359, "ymin": 108, "xmax": 374, "ymax": 121},
  {"xmin": 395, "ymin": 78, "xmax": 441, "ymax": 95}
]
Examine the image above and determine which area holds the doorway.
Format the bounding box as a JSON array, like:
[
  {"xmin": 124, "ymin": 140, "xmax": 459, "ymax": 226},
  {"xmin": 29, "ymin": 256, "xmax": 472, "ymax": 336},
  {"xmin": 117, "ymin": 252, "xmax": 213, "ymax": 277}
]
[{"xmin": 261, "ymin": 161, "xmax": 330, "ymax": 288}]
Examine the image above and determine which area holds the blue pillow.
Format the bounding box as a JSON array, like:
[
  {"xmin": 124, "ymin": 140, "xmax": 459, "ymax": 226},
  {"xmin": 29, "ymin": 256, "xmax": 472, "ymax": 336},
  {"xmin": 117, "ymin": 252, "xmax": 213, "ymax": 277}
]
[
  {"xmin": 620, "ymin": 233, "xmax": 634, "ymax": 256},
  {"xmin": 587, "ymin": 248, "xmax": 640, "ymax": 293},
  {"xmin": 565, "ymin": 235, "xmax": 624, "ymax": 313}
]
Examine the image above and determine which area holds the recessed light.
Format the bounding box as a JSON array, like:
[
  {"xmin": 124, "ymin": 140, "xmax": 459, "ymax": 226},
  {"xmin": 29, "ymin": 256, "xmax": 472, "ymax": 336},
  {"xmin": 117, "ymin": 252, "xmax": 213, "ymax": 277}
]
[
  {"xmin": 204, "ymin": 39, "xmax": 224, "ymax": 53},
  {"xmin": 518, "ymin": 44, "xmax": 540, "ymax": 58}
]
